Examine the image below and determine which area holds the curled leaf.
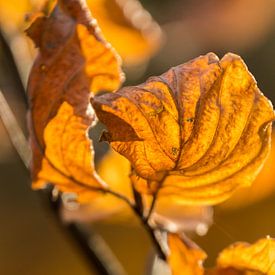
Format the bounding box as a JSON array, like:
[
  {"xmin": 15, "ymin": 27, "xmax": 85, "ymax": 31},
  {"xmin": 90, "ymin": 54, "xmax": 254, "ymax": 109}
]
[
  {"xmin": 216, "ymin": 237, "xmax": 275, "ymax": 274},
  {"xmin": 27, "ymin": 0, "xmax": 123, "ymax": 200},
  {"xmin": 93, "ymin": 52, "xmax": 274, "ymax": 205}
]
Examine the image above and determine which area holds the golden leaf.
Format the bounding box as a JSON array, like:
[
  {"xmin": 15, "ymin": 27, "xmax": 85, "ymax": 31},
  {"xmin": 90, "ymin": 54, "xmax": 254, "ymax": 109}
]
[
  {"xmin": 216, "ymin": 237, "xmax": 275, "ymax": 274},
  {"xmin": 27, "ymin": 0, "xmax": 123, "ymax": 200},
  {"xmin": 168, "ymin": 233, "xmax": 207, "ymax": 275},
  {"xmin": 93, "ymin": 52, "xmax": 274, "ymax": 205}
]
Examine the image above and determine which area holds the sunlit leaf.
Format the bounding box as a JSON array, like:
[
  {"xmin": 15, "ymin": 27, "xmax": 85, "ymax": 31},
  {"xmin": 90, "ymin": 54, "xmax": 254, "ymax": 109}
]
[
  {"xmin": 168, "ymin": 233, "xmax": 206, "ymax": 275},
  {"xmin": 93, "ymin": 52, "xmax": 274, "ymax": 205},
  {"xmin": 27, "ymin": 0, "xmax": 123, "ymax": 200},
  {"xmin": 216, "ymin": 237, "xmax": 275, "ymax": 274}
]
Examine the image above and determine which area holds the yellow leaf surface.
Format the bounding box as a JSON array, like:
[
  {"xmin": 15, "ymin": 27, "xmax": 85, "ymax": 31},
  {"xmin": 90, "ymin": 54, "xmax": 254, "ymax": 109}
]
[
  {"xmin": 216, "ymin": 237, "xmax": 275, "ymax": 274},
  {"xmin": 93, "ymin": 52, "xmax": 274, "ymax": 205},
  {"xmin": 87, "ymin": 0, "xmax": 163, "ymax": 65},
  {"xmin": 168, "ymin": 233, "xmax": 207, "ymax": 275},
  {"xmin": 27, "ymin": 0, "xmax": 123, "ymax": 200}
]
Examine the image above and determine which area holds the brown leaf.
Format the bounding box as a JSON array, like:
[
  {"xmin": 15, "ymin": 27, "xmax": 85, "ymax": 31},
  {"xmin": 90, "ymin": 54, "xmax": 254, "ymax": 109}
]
[
  {"xmin": 167, "ymin": 233, "xmax": 207, "ymax": 275},
  {"xmin": 27, "ymin": 0, "xmax": 123, "ymax": 200},
  {"xmin": 93, "ymin": 52, "xmax": 274, "ymax": 205}
]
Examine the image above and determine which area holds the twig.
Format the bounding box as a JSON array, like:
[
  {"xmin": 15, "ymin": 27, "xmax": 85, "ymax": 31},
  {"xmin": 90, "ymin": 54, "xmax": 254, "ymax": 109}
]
[
  {"xmin": 0, "ymin": 90, "xmax": 31, "ymax": 167},
  {"xmin": 130, "ymin": 181, "xmax": 167, "ymax": 261},
  {"xmin": 145, "ymin": 175, "xmax": 167, "ymax": 222},
  {"xmin": 43, "ymin": 191, "xmax": 127, "ymax": 275}
]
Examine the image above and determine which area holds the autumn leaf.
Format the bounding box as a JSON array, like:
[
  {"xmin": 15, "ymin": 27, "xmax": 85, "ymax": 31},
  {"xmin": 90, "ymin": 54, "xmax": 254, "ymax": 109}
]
[
  {"xmin": 93, "ymin": 52, "xmax": 275, "ymax": 205},
  {"xmin": 167, "ymin": 235, "xmax": 275, "ymax": 275},
  {"xmin": 167, "ymin": 233, "xmax": 206, "ymax": 275},
  {"xmin": 27, "ymin": 0, "xmax": 123, "ymax": 201},
  {"xmin": 216, "ymin": 237, "xmax": 275, "ymax": 274}
]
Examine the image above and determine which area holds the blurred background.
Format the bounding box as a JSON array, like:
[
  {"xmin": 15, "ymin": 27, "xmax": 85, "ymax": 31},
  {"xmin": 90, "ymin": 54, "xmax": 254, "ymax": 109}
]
[{"xmin": 0, "ymin": 0, "xmax": 275, "ymax": 274}]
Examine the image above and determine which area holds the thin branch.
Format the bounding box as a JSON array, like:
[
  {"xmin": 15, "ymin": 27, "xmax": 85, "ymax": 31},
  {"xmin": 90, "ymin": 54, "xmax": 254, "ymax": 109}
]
[
  {"xmin": 0, "ymin": 30, "xmax": 28, "ymax": 105},
  {"xmin": 0, "ymin": 89, "xmax": 31, "ymax": 167},
  {"xmin": 145, "ymin": 175, "xmax": 167, "ymax": 223},
  {"xmin": 41, "ymin": 189, "xmax": 127, "ymax": 275},
  {"xmin": 130, "ymin": 178, "xmax": 167, "ymax": 261}
]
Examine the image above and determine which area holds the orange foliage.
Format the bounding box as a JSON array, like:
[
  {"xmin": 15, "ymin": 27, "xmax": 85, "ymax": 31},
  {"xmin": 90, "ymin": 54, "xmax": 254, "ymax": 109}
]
[
  {"xmin": 168, "ymin": 235, "xmax": 275, "ymax": 275},
  {"xmin": 23, "ymin": 1, "xmax": 275, "ymax": 274},
  {"xmin": 27, "ymin": 0, "xmax": 123, "ymax": 201},
  {"xmin": 216, "ymin": 237, "xmax": 275, "ymax": 274},
  {"xmin": 93, "ymin": 52, "xmax": 275, "ymax": 205},
  {"xmin": 168, "ymin": 233, "xmax": 206, "ymax": 275}
]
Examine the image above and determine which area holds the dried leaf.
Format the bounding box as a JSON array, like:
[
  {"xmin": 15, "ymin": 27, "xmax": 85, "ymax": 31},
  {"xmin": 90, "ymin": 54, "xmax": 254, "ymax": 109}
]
[
  {"xmin": 27, "ymin": 0, "xmax": 123, "ymax": 200},
  {"xmin": 168, "ymin": 233, "xmax": 207, "ymax": 275},
  {"xmin": 93, "ymin": 52, "xmax": 274, "ymax": 205},
  {"xmin": 216, "ymin": 237, "xmax": 275, "ymax": 274}
]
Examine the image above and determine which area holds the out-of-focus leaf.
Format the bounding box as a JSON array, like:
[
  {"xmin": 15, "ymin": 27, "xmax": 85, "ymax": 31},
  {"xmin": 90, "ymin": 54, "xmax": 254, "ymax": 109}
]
[
  {"xmin": 27, "ymin": 0, "xmax": 123, "ymax": 201},
  {"xmin": 167, "ymin": 235, "xmax": 275, "ymax": 275},
  {"xmin": 63, "ymin": 149, "xmax": 213, "ymax": 231},
  {"xmin": 63, "ymin": 149, "xmax": 134, "ymax": 222},
  {"xmin": 87, "ymin": 0, "xmax": 163, "ymax": 66},
  {"xmin": 0, "ymin": 0, "xmax": 31, "ymax": 30},
  {"xmin": 93, "ymin": 52, "xmax": 274, "ymax": 205},
  {"xmin": 220, "ymin": 132, "xmax": 275, "ymax": 210},
  {"xmin": 167, "ymin": 233, "xmax": 206, "ymax": 275},
  {"xmin": 216, "ymin": 237, "xmax": 275, "ymax": 274}
]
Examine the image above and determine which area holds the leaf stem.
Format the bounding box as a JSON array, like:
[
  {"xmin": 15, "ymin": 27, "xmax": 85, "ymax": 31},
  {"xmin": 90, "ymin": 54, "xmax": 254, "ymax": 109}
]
[
  {"xmin": 130, "ymin": 180, "xmax": 167, "ymax": 261},
  {"xmin": 145, "ymin": 175, "xmax": 167, "ymax": 223}
]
